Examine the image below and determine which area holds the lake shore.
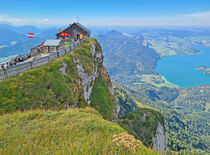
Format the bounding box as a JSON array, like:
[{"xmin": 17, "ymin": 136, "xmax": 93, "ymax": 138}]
[
  {"xmin": 161, "ymin": 76, "xmax": 180, "ymax": 88},
  {"xmin": 156, "ymin": 46, "xmax": 210, "ymax": 87}
]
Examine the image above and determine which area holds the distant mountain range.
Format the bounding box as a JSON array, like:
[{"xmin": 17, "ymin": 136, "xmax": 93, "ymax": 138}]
[
  {"xmin": 0, "ymin": 23, "xmax": 60, "ymax": 57},
  {"xmin": 95, "ymin": 30, "xmax": 160, "ymax": 85}
]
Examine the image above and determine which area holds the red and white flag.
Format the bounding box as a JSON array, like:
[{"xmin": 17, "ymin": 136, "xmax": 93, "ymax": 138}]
[
  {"xmin": 28, "ymin": 33, "xmax": 35, "ymax": 38},
  {"xmin": 42, "ymin": 41, "xmax": 44, "ymax": 47}
]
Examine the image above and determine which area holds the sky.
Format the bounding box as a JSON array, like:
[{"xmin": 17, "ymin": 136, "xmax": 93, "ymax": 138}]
[{"xmin": 0, "ymin": 0, "xmax": 210, "ymax": 26}]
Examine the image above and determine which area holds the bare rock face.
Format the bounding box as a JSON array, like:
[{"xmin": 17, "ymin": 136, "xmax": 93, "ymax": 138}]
[
  {"xmin": 71, "ymin": 42, "xmax": 119, "ymax": 119},
  {"xmin": 152, "ymin": 123, "xmax": 167, "ymax": 153},
  {"xmin": 72, "ymin": 43, "xmax": 100, "ymax": 104},
  {"xmin": 76, "ymin": 62, "xmax": 99, "ymax": 104},
  {"xmin": 59, "ymin": 63, "xmax": 68, "ymax": 76}
]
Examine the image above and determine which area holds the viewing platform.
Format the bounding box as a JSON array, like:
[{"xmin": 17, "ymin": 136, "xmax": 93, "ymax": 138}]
[
  {"xmin": 0, "ymin": 22, "xmax": 91, "ymax": 81},
  {"xmin": 0, "ymin": 39, "xmax": 84, "ymax": 81}
]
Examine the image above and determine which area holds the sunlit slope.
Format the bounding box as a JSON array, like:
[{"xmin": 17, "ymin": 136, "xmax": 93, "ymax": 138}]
[
  {"xmin": 0, "ymin": 38, "xmax": 117, "ymax": 120},
  {"xmin": 0, "ymin": 108, "xmax": 155, "ymax": 154}
]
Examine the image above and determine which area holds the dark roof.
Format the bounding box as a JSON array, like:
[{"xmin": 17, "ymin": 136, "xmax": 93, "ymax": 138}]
[
  {"xmin": 73, "ymin": 22, "xmax": 91, "ymax": 33},
  {"xmin": 57, "ymin": 23, "xmax": 91, "ymax": 36}
]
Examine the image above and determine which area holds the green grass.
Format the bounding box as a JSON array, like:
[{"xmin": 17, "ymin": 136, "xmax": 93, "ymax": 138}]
[
  {"xmin": 0, "ymin": 39, "xmax": 103, "ymax": 115},
  {"xmin": 0, "ymin": 108, "xmax": 155, "ymax": 154},
  {"xmin": 0, "ymin": 38, "xmax": 118, "ymax": 121},
  {"xmin": 90, "ymin": 75, "xmax": 116, "ymax": 120},
  {"xmin": 135, "ymin": 74, "xmax": 179, "ymax": 88},
  {"xmin": 0, "ymin": 52, "xmax": 85, "ymax": 114},
  {"xmin": 73, "ymin": 42, "xmax": 94, "ymax": 75},
  {"xmin": 64, "ymin": 42, "xmax": 72, "ymax": 48}
]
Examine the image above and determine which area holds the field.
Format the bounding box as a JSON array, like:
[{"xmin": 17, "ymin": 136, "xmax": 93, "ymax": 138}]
[
  {"xmin": 147, "ymin": 36, "xmax": 210, "ymax": 57},
  {"xmin": 134, "ymin": 74, "xmax": 179, "ymax": 88}
]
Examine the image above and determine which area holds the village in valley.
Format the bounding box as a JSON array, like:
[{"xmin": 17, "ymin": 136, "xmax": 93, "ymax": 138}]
[{"xmin": 0, "ymin": 23, "xmax": 91, "ymax": 80}]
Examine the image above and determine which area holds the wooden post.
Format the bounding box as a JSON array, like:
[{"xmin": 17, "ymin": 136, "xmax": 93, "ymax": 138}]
[{"xmin": 30, "ymin": 61, "xmax": 33, "ymax": 69}]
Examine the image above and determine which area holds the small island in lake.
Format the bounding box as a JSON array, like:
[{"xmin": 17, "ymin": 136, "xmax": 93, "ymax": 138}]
[
  {"xmin": 196, "ymin": 66, "xmax": 210, "ymax": 75},
  {"xmin": 189, "ymin": 48, "xmax": 201, "ymax": 55}
]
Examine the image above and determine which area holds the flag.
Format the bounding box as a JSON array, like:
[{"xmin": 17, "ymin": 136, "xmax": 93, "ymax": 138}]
[
  {"xmin": 28, "ymin": 33, "xmax": 35, "ymax": 38},
  {"xmin": 42, "ymin": 42, "xmax": 44, "ymax": 47}
]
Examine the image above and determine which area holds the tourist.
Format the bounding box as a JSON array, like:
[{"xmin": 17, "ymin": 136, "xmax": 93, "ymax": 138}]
[
  {"xmin": 5, "ymin": 62, "xmax": 9, "ymax": 68},
  {"xmin": 18, "ymin": 57, "xmax": 21, "ymax": 62},
  {"xmin": 9, "ymin": 61, "xmax": 13, "ymax": 66},
  {"xmin": 14, "ymin": 59, "xmax": 17, "ymax": 65}
]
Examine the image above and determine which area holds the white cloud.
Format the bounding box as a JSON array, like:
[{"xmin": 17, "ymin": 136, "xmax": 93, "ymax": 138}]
[
  {"xmin": 38, "ymin": 19, "xmax": 50, "ymax": 23},
  {"xmin": 0, "ymin": 15, "xmax": 53, "ymax": 26},
  {"xmin": 186, "ymin": 11, "xmax": 210, "ymax": 18},
  {"xmin": 0, "ymin": 15, "xmax": 21, "ymax": 23},
  {"xmin": 1, "ymin": 12, "xmax": 210, "ymax": 27}
]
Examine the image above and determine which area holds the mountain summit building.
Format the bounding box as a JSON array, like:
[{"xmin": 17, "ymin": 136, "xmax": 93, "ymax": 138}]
[{"xmin": 57, "ymin": 23, "xmax": 91, "ymax": 40}]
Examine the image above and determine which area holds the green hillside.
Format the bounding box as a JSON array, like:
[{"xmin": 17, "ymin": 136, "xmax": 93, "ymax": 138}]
[
  {"xmin": 0, "ymin": 38, "xmax": 116, "ymax": 121},
  {"xmin": 0, "ymin": 108, "xmax": 155, "ymax": 154},
  {"xmin": 118, "ymin": 108, "xmax": 165, "ymax": 147}
]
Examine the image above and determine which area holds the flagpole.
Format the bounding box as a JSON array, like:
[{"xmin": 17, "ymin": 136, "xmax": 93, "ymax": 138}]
[
  {"xmin": 28, "ymin": 35, "xmax": 30, "ymax": 53},
  {"xmin": 28, "ymin": 33, "xmax": 35, "ymax": 53}
]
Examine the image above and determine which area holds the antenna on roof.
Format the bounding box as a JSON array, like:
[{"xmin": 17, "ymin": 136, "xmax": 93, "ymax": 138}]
[{"xmin": 77, "ymin": 15, "xmax": 80, "ymax": 23}]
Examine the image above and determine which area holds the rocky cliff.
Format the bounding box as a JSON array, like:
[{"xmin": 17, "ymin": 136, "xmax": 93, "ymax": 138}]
[{"xmin": 152, "ymin": 123, "xmax": 167, "ymax": 152}]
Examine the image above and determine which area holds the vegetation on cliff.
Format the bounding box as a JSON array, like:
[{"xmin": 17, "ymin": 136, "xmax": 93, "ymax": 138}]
[
  {"xmin": 0, "ymin": 38, "xmax": 116, "ymax": 121},
  {"xmin": 0, "ymin": 43, "xmax": 85, "ymax": 114},
  {"xmin": 118, "ymin": 108, "xmax": 165, "ymax": 148},
  {"xmin": 90, "ymin": 75, "xmax": 116, "ymax": 120}
]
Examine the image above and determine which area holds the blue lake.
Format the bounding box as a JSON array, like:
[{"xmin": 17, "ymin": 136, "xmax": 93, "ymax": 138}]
[{"xmin": 156, "ymin": 46, "xmax": 210, "ymax": 88}]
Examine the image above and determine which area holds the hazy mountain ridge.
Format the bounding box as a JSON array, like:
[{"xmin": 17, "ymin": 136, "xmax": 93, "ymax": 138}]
[
  {"xmin": 0, "ymin": 24, "xmax": 59, "ymax": 58},
  {"xmin": 96, "ymin": 30, "xmax": 160, "ymax": 84}
]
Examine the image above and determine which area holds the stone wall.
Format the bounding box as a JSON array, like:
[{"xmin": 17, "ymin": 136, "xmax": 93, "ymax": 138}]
[{"xmin": 0, "ymin": 40, "xmax": 84, "ymax": 81}]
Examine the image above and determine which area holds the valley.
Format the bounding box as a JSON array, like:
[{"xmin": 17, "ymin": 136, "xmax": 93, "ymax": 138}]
[{"xmin": 94, "ymin": 28, "xmax": 210, "ymax": 153}]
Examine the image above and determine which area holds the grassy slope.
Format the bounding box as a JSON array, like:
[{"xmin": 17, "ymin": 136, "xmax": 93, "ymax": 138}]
[
  {"xmin": 90, "ymin": 75, "xmax": 116, "ymax": 120},
  {"xmin": 0, "ymin": 43, "xmax": 85, "ymax": 114},
  {"xmin": 0, "ymin": 38, "xmax": 116, "ymax": 121},
  {"xmin": 0, "ymin": 108, "xmax": 155, "ymax": 154}
]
